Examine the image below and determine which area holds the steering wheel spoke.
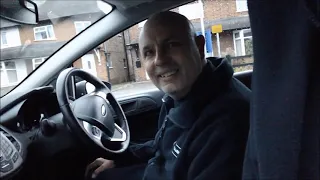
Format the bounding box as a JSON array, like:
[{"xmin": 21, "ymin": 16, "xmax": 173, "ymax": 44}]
[
  {"xmin": 76, "ymin": 114, "xmax": 114, "ymax": 137},
  {"xmin": 110, "ymin": 123, "xmax": 127, "ymax": 142}
]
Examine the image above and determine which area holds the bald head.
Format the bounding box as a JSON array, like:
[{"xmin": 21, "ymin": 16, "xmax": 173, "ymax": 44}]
[
  {"xmin": 140, "ymin": 11, "xmax": 196, "ymax": 40},
  {"xmin": 138, "ymin": 11, "xmax": 206, "ymax": 100}
]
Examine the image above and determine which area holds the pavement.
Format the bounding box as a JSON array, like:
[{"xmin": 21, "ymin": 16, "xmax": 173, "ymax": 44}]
[{"xmin": 111, "ymin": 81, "xmax": 158, "ymax": 98}]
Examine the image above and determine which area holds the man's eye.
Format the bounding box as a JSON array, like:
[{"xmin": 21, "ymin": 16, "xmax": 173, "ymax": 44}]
[
  {"xmin": 168, "ymin": 42, "xmax": 181, "ymax": 48},
  {"xmin": 144, "ymin": 50, "xmax": 153, "ymax": 57}
]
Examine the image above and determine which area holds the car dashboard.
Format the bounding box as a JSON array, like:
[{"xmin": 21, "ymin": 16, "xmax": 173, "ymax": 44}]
[
  {"xmin": 0, "ymin": 86, "xmax": 63, "ymax": 180},
  {"xmin": 0, "ymin": 81, "xmax": 163, "ymax": 180},
  {"xmin": 0, "ymin": 126, "xmax": 23, "ymax": 178}
]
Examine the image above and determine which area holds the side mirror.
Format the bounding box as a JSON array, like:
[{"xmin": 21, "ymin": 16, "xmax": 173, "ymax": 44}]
[{"xmin": 0, "ymin": 0, "xmax": 39, "ymax": 24}]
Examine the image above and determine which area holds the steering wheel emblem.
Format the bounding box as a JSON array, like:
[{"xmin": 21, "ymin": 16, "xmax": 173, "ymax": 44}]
[{"xmin": 101, "ymin": 104, "xmax": 107, "ymax": 116}]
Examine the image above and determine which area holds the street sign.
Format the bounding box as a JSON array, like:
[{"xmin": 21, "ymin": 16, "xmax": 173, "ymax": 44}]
[{"xmin": 212, "ymin": 24, "xmax": 223, "ymax": 33}]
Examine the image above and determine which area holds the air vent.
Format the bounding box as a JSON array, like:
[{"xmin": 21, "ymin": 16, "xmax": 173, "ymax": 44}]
[
  {"xmin": 0, "ymin": 127, "xmax": 21, "ymax": 152},
  {"xmin": 0, "ymin": 127, "xmax": 9, "ymax": 137},
  {"xmin": 7, "ymin": 136, "xmax": 20, "ymax": 152}
]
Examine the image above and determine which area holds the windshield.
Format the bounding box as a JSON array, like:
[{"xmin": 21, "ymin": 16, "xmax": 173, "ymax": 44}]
[{"xmin": 0, "ymin": 0, "xmax": 112, "ymax": 96}]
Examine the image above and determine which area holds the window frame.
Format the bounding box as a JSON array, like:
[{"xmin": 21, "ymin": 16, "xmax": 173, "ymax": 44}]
[
  {"xmin": 0, "ymin": 61, "xmax": 19, "ymax": 87},
  {"xmin": 106, "ymin": 53, "xmax": 113, "ymax": 69},
  {"xmin": 233, "ymin": 28, "xmax": 252, "ymax": 56},
  {"xmin": 74, "ymin": 21, "xmax": 92, "ymax": 34},
  {"xmin": 107, "ymin": 58, "xmax": 113, "ymax": 69},
  {"xmin": 33, "ymin": 25, "xmax": 55, "ymax": 41},
  {"xmin": 1, "ymin": 31, "xmax": 8, "ymax": 46},
  {"xmin": 123, "ymin": 59, "xmax": 127, "ymax": 69},
  {"xmin": 235, "ymin": 0, "xmax": 248, "ymax": 12},
  {"xmin": 32, "ymin": 57, "xmax": 47, "ymax": 70}
]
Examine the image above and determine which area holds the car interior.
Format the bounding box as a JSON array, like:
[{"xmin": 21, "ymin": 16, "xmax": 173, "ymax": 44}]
[{"xmin": 1, "ymin": 0, "xmax": 319, "ymax": 180}]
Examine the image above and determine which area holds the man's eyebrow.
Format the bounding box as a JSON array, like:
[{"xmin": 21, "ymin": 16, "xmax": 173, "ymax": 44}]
[
  {"xmin": 142, "ymin": 45, "xmax": 152, "ymax": 52},
  {"xmin": 162, "ymin": 37, "xmax": 179, "ymax": 43},
  {"xmin": 141, "ymin": 36, "xmax": 181, "ymax": 52}
]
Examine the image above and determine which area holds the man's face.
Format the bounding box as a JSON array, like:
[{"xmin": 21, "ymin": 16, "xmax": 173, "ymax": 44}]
[{"xmin": 139, "ymin": 21, "xmax": 204, "ymax": 99}]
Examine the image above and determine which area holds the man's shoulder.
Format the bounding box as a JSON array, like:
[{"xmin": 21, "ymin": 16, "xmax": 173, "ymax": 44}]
[{"xmin": 199, "ymin": 77, "xmax": 251, "ymax": 127}]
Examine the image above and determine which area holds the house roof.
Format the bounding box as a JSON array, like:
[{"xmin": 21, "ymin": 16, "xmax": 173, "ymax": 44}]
[
  {"xmin": 0, "ymin": 41, "xmax": 66, "ymax": 61},
  {"xmin": 193, "ymin": 15, "xmax": 251, "ymax": 32}
]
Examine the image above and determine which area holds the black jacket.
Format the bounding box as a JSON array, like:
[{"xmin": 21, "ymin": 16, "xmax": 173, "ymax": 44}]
[{"xmin": 117, "ymin": 57, "xmax": 251, "ymax": 180}]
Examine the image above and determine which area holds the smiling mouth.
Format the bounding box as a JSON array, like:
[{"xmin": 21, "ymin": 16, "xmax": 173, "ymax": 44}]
[{"xmin": 159, "ymin": 69, "xmax": 179, "ymax": 78}]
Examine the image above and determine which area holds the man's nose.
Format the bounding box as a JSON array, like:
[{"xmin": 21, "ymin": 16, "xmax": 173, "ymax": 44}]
[{"xmin": 154, "ymin": 50, "xmax": 170, "ymax": 66}]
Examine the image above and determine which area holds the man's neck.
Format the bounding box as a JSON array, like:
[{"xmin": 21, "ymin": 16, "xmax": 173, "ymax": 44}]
[
  {"xmin": 169, "ymin": 60, "xmax": 210, "ymax": 101},
  {"xmin": 169, "ymin": 86, "xmax": 192, "ymax": 101}
]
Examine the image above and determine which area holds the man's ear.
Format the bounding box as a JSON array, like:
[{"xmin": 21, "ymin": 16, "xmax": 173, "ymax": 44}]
[{"xmin": 195, "ymin": 35, "xmax": 205, "ymax": 60}]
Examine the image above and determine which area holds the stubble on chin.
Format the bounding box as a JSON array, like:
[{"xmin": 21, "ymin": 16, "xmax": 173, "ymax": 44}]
[{"xmin": 160, "ymin": 83, "xmax": 176, "ymax": 94}]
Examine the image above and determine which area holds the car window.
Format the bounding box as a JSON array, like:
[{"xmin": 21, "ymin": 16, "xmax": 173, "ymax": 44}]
[
  {"xmin": 76, "ymin": 0, "xmax": 253, "ymax": 96},
  {"xmin": 0, "ymin": 0, "xmax": 112, "ymax": 96}
]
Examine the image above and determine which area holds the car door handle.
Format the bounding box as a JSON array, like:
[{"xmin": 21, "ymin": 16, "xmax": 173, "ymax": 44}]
[
  {"xmin": 119, "ymin": 97, "xmax": 157, "ymax": 116},
  {"xmin": 120, "ymin": 100, "xmax": 138, "ymax": 113}
]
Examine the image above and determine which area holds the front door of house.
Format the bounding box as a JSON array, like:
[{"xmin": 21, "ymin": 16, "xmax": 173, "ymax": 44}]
[{"xmin": 81, "ymin": 54, "xmax": 97, "ymax": 77}]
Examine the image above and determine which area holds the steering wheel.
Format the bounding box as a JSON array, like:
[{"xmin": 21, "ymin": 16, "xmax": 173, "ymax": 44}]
[{"xmin": 56, "ymin": 68, "xmax": 130, "ymax": 153}]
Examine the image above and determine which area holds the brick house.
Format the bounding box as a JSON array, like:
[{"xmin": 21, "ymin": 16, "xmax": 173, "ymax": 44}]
[
  {"xmin": 0, "ymin": 1, "xmax": 129, "ymax": 95},
  {"xmin": 125, "ymin": 0, "xmax": 253, "ymax": 82}
]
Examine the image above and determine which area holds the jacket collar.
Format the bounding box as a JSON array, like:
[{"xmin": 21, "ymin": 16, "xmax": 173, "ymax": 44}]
[{"xmin": 163, "ymin": 57, "xmax": 234, "ymax": 129}]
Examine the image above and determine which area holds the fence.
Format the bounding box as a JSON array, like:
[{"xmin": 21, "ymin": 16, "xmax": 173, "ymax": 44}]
[{"xmin": 226, "ymin": 54, "xmax": 254, "ymax": 72}]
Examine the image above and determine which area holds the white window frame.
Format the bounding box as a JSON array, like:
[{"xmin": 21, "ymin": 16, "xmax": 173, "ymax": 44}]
[
  {"xmin": 106, "ymin": 53, "xmax": 113, "ymax": 69},
  {"xmin": 123, "ymin": 59, "xmax": 127, "ymax": 69},
  {"xmin": 107, "ymin": 59, "xmax": 113, "ymax": 68},
  {"xmin": 236, "ymin": 0, "xmax": 248, "ymax": 12},
  {"xmin": 33, "ymin": 25, "xmax": 55, "ymax": 41},
  {"xmin": 32, "ymin": 57, "xmax": 47, "ymax": 70},
  {"xmin": 1, "ymin": 31, "xmax": 8, "ymax": 47},
  {"xmin": 233, "ymin": 28, "xmax": 252, "ymax": 56},
  {"xmin": 178, "ymin": 1, "xmax": 204, "ymax": 20},
  {"xmin": 74, "ymin": 21, "xmax": 91, "ymax": 34},
  {"xmin": 0, "ymin": 61, "xmax": 19, "ymax": 87}
]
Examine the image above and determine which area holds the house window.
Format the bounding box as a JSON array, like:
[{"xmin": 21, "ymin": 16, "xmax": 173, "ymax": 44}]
[
  {"xmin": 32, "ymin": 57, "xmax": 47, "ymax": 70},
  {"xmin": 236, "ymin": 0, "xmax": 248, "ymax": 12},
  {"xmin": 34, "ymin": 25, "xmax": 55, "ymax": 40},
  {"xmin": 233, "ymin": 28, "xmax": 253, "ymax": 56},
  {"xmin": 1, "ymin": 32, "xmax": 8, "ymax": 46},
  {"xmin": 74, "ymin": 21, "xmax": 91, "ymax": 34},
  {"xmin": 178, "ymin": 2, "xmax": 204, "ymax": 20},
  {"xmin": 107, "ymin": 58, "xmax": 113, "ymax": 68},
  {"xmin": 106, "ymin": 53, "xmax": 113, "ymax": 68},
  {"xmin": 123, "ymin": 59, "xmax": 127, "ymax": 68},
  {"xmin": 0, "ymin": 27, "xmax": 22, "ymax": 49},
  {"xmin": 0, "ymin": 61, "xmax": 18, "ymax": 86}
]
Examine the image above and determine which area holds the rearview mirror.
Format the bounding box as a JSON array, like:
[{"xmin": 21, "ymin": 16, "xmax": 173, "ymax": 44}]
[{"xmin": 0, "ymin": 0, "xmax": 39, "ymax": 24}]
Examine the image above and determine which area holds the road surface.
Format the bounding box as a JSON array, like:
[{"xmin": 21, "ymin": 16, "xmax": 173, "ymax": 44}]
[{"xmin": 112, "ymin": 81, "xmax": 158, "ymax": 98}]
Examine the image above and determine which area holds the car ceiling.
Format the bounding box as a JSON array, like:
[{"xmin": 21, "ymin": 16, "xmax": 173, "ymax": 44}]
[
  {"xmin": 105, "ymin": 0, "xmax": 155, "ymax": 10},
  {"xmin": 1, "ymin": 0, "xmax": 179, "ymax": 28},
  {"xmin": 106, "ymin": 0, "xmax": 194, "ymax": 19}
]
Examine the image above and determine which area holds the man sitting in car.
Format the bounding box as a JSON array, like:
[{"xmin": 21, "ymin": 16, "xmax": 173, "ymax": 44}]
[{"xmin": 86, "ymin": 11, "xmax": 250, "ymax": 180}]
